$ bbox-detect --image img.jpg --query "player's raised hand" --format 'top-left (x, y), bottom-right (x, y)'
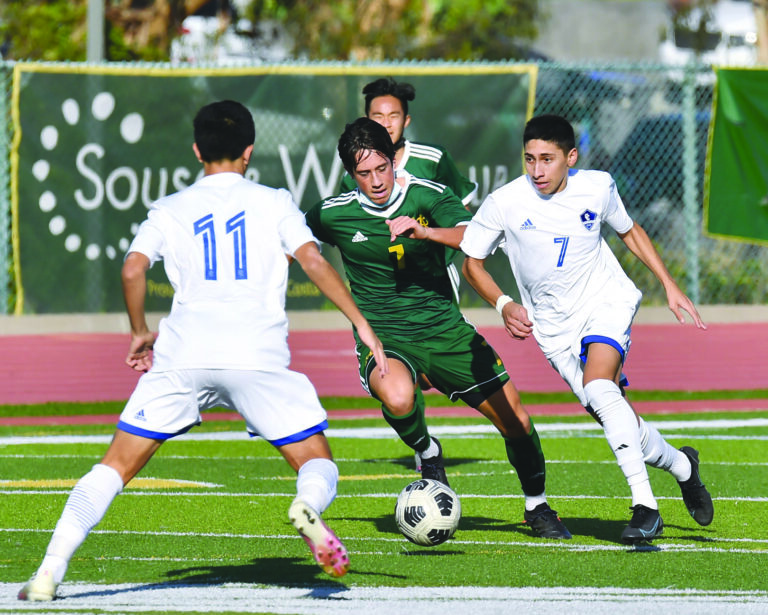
top-left (125, 330), bottom-right (156, 372)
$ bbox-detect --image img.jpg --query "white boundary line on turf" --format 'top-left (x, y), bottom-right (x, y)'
top-left (3, 527), bottom-right (768, 551)
top-left (2, 490), bottom-right (767, 503)
top-left (1, 417), bottom-right (767, 446)
top-left (3, 582), bottom-right (768, 615)
top-left (5, 454), bottom-right (768, 467)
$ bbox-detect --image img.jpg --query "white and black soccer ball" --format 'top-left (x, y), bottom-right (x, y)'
top-left (394, 478), bottom-right (461, 546)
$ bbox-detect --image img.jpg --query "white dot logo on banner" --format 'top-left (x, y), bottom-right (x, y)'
top-left (32, 93), bottom-right (146, 262)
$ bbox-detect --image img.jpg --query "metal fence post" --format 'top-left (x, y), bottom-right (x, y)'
top-left (681, 63), bottom-right (701, 304)
top-left (0, 62), bottom-right (10, 314)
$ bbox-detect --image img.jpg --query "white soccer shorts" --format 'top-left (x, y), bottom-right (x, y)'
top-left (546, 299), bottom-right (637, 406)
top-left (118, 368), bottom-right (327, 444)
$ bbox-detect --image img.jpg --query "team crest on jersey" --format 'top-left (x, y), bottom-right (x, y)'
top-left (580, 209), bottom-right (598, 230)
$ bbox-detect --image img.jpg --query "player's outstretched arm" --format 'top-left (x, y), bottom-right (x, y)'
top-left (618, 222), bottom-right (706, 329)
top-left (462, 256), bottom-right (533, 341)
top-left (386, 216), bottom-right (466, 247)
top-left (294, 241), bottom-right (389, 375)
top-left (121, 252), bottom-right (156, 372)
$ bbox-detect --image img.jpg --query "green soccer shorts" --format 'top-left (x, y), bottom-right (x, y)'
top-left (356, 321), bottom-right (509, 406)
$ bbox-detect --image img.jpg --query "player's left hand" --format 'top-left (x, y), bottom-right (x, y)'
top-left (386, 216), bottom-right (427, 242)
top-left (667, 288), bottom-right (707, 329)
top-left (125, 330), bottom-right (156, 372)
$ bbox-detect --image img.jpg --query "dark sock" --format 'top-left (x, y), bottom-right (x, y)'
top-left (381, 390), bottom-right (430, 452)
top-left (504, 422), bottom-right (546, 496)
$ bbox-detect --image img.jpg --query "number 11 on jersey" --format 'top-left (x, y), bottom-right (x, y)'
top-left (194, 211), bottom-right (249, 280)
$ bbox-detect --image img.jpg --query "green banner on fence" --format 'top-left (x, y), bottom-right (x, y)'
top-left (12, 64), bottom-right (534, 314)
top-left (705, 68), bottom-right (768, 245)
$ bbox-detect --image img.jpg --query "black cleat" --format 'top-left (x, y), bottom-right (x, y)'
top-left (678, 446), bottom-right (714, 526)
top-left (415, 437), bottom-right (449, 487)
top-left (523, 503), bottom-right (573, 539)
top-left (621, 504), bottom-right (664, 544)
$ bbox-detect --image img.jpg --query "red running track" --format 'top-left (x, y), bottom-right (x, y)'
top-left (0, 323), bottom-right (766, 407)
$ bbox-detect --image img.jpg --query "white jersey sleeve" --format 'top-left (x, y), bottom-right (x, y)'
top-left (460, 192), bottom-right (506, 259)
top-left (603, 176), bottom-right (634, 235)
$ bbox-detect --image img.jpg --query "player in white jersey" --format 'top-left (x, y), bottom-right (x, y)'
top-left (460, 114), bottom-right (714, 544)
top-left (18, 101), bottom-right (388, 601)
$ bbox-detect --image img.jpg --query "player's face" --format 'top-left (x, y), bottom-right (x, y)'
top-left (352, 149), bottom-right (396, 205)
top-left (368, 95), bottom-right (411, 146)
top-left (524, 139), bottom-right (578, 195)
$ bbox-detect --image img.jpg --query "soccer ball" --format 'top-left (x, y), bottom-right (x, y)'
top-left (394, 478), bottom-right (461, 546)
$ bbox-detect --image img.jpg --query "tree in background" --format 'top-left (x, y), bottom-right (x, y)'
top-left (247, 0), bottom-right (540, 61)
top-left (0, 0), bottom-right (218, 61)
top-left (0, 0), bottom-right (540, 62)
top-left (0, 1), bottom-right (88, 61)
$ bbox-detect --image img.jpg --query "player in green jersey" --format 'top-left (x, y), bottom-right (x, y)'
top-left (306, 117), bottom-right (572, 540)
top-left (338, 77), bottom-right (477, 206)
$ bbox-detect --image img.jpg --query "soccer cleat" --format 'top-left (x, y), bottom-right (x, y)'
top-left (677, 446), bottom-right (714, 526)
top-left (414, 437), bottom-right (449, 487)
top-left (523, 503), bottom-right (573, 539)
top-left (18, 569), bottom-right (57, 601)
top-left (621, 504), bottom-right (664, 544)
top-left (288, 499), bottom-right (349, 578)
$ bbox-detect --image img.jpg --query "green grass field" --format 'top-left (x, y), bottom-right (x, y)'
top-left (1, 399), bottom-right (767, 614)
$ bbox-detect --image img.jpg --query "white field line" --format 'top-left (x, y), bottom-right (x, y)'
top-left (3, 454), bottom-right (768, 468)
top-left (2, 582), bottom-right (768, 615)
top-left (1, 417), bottom-right (768, 446)
top-left (2, 526), bottom-right (768, 549)
top-left (2, 489), bottom-right (767, 504)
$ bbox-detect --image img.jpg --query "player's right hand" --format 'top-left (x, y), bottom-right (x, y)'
top-left (357, 323), bottom-right (389, 377)
top-left (501, 302), bottom-right (533, 340)
top-left (125, 331), bottom-right (156, 372)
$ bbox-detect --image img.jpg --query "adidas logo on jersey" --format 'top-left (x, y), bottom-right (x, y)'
top-left (520, 218), bottom-right (536, 230)
top-left (134, 409), bottom-right (147, 421)
top-left (351, 231), bottom-right (368, 243)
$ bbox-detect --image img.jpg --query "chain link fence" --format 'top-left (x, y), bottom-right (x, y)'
top-left (533, 61), bottom-right (767, 306)
top-left (0, 60), bottom-right (765, 313)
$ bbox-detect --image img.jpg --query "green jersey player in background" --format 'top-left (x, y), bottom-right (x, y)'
top-left (461, 114), bottom-right (713, 544)
top-left (306, 117), bottom-right (572, 540)
top-left (338, 77), bottom-right (477, 207)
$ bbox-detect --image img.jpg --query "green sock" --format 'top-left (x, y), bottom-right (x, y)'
top-left (381, 389), bottom-right (430, 453)
top-left (504, 422), bottom-right (546, 496)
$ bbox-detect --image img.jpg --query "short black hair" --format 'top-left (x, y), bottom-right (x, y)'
top-left (338, 117), bottom-right (395, 175)
top-left (523, 114), bottom-right (576, 154)
top-left (362, 78), bottom-right (416, 116)
top-left (193, 100), bottom-right (255, 163)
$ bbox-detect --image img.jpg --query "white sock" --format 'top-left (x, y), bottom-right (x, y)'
top-left (39, 463), bottom-right (124, 583)
top-left (524, 492), bottom-right (548, 512)
top-left (295, 458), bottom-right (338, 514)
top-left (584, 380), bottom-right (657, 510)
top-left (638, 417), bottom-right (692, 481)
top-left (420, 438), bottom-right (439, 459)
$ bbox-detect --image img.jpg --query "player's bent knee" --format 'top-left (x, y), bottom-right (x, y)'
top-left (583, 379), bottom-right (624, 422)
